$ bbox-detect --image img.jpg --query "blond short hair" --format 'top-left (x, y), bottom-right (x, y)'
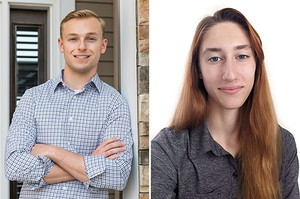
top-left (60, 9), bottom-right (106, 39)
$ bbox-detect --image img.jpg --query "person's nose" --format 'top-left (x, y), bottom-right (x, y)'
top-left (78, 39), bottom-right (87, 51)
top-left (222, 59), bottom-right (237, 81)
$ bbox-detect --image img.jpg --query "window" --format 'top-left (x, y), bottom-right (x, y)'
top-left (15, 28), bottom-right (40, 104)
top-left (10, 8), bottom-right (47, 199)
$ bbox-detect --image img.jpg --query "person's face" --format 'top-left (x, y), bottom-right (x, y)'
top-left (199, 22), bottom-right (256, 111)
top-left (58, 17), bottom-right (107, 75)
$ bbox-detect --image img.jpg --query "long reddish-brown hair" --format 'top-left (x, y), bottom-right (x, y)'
top-left (169, 8), bottom-right (282, 199)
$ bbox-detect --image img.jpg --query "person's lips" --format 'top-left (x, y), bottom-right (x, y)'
top-left (219, 86), bottom-right (243, 94)
top-left (74, 55), bottom-right (90, 59)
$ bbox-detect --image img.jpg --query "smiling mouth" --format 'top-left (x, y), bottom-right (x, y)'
top-left (74, 55), bottom-right (90, 58)
top-left (219, 86), bottom-right (243, 94)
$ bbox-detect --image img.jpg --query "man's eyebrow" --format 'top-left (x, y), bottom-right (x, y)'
top-left (65, 33), bottom-right (78, 37)
top-left (86, 32), bottom-right (99, 36)
top-left (65, 32), bottom-right (99, 37)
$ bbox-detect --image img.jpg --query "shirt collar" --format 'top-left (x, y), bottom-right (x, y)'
top-left (52, 70), bottom-right (64, 93)
top-left (89, 72), bottom-right (102, 92)
top-left (52, 70), bottom-right (102, 93)
top-left (188, 122), bottom-right (229, 159)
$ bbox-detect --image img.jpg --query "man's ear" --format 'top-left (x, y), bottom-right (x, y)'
top-left (101, 39), bottom-right (108, 54)
top-left (58, 38), bottom-right (64, 53)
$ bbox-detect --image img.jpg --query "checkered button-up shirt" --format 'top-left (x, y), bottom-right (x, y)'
top-left (5, 71), bottom-right (133, 199)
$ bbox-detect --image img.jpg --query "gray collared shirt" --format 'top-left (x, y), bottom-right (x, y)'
top-left (151, 123), bottom-right (299, 199)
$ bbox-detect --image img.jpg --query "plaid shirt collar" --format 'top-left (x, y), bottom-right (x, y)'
top-left (52, 70), bottom-right (102, 94)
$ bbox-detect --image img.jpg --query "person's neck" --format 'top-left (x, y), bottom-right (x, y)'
top-left (63, 67), bottom-right (96, 90)
top-left (206, 103), bottom-right (241, 157)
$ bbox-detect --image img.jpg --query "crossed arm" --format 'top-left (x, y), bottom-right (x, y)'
top-left (5, 88), bottom-right (133, 190)
top-left (30, 137), bottom-right (125, 184)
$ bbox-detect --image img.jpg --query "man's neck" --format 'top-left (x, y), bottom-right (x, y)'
top-left (62, 67), bottom-right (96, 90)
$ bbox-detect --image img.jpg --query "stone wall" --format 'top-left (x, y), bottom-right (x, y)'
top-left (137, 0), bottom-right (149, 199)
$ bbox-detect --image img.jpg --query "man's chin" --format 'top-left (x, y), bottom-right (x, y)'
top-left (66, 65), bottom-right (97, 75)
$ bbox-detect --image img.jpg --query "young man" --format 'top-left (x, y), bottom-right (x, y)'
top-left (5, 9), bottom-right (133, 199)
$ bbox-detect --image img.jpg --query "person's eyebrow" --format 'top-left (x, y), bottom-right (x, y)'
top-left (234, 44), bottom-right (252, 50)
top-left (86, 32), bottom-right (99, 36)
top-left (65, 32), bottom-right (99, 37)
top-left (65, 33), bottom-right (78, 37)
top-left (202, 45), bottom-right (252, 55)
top-left (202, 47), bottom-right (222, 55)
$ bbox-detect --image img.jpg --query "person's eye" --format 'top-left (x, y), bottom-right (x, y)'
top-left (208, 57), bottom-right (222, 62)
top-left (69, 38), bottom-right (77, 42)
top-left (88, 37), bottom-right (96, 41)
top-left (237, 54), bottom-right (249, 60)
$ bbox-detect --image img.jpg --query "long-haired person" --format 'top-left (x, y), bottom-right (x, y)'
top-left (151, 8), bottom-right (299, 199)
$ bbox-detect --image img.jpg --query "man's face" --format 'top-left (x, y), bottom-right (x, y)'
top-left (58, 17), bottom-right (107, 75)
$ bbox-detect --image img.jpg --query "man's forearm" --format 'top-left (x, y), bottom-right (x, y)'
top-left (44, 164), bottom-right (76, 184)
top-left (30, 138), bottom-right (126, 184)
top-left (46, 145), bottom-right (88, 182)
top-left (31, 144), bottom-right (88, 182)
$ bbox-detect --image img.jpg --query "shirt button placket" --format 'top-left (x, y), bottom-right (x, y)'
top-left (66, 95), bottom-right (74, 152)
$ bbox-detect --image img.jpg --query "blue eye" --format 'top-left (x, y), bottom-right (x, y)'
top-left (208, 57), bottom-right (221, 62)
top-left (237, 55), bottom-right (248, 59)
top-left (88, 38), bottom-right (95, 41)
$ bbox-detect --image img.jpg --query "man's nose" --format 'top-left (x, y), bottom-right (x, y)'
top-left (78, 39), bottom-right (87, 51)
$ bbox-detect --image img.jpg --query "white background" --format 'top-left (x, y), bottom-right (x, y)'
top-left (150, 0), bottom-right (300, 161)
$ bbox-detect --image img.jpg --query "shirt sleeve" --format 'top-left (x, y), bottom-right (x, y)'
top-left (280, 128), bottom-right (299, 199)
top-left (5, 89), bottom-right (55, 190)
top-left (83, 97), bottom-right (133, 192)
top-left (151, 129), bottom-right (178, 199)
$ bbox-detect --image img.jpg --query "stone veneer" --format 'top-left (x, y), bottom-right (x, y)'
top-left (137, 0), bottom-right (149, 199)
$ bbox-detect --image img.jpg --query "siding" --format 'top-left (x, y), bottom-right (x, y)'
top-left (76, 0), bottom-right (116, 89)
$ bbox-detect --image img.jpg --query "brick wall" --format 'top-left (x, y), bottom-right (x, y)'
top-left (137, 0), bottom-right (149, 198)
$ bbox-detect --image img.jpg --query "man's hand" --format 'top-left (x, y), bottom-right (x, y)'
top-left (30, 144), bottom-right (51, 158)
top-left (91, 137), bottom-right (126, 159)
